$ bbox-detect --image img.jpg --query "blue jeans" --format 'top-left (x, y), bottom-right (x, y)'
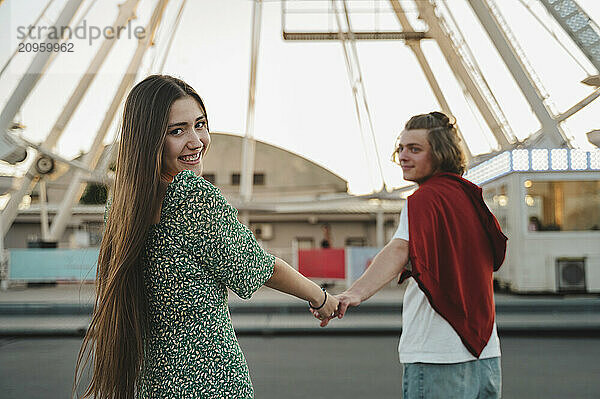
top-left (402, 357), bottom-right (501, 399)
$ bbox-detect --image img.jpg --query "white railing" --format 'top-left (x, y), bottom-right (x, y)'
top-left (465, 148), bottom-right (600, 184)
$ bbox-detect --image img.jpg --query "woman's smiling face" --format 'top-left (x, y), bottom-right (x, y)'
top-left (161, 96), bottom-right (210, 180)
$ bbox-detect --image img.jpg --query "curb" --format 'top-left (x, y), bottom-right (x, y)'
top-left (3, 325), bottom-right (600, 337)
top-left (1, 297), bottom-right (600, 315)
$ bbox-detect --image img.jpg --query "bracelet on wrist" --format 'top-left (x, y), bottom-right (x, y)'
top-left (309, 288), bottom-right (327, 310)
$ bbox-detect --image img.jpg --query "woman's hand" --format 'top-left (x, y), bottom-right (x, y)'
top-left (310, 292), bottom-right (339, 327)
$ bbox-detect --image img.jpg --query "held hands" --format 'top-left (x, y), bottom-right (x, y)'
top-left (309, 290), bottom-right (339, 325)
top-left (310, 290), bottom-right (362, 327)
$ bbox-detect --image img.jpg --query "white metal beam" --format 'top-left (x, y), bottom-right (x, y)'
top-left (332, 0), bottom-right (386, 192)
top-left (0, 0), bottom-right (84, 163)
top-left (538, 0), bottom-right (600, 73)
top-left (556, 87), bottom-right (600, 122)
top-left (39, 179), bottom-right (50, 241)
top-left (527, 86), bottom-right (600, 145)
top-left (415, 0), bottom-right (514, 149)
top-left (0, 0), bottom-right (140, 239)
top-left (466, 0), bottom-right (570, 148)
top-left (0, 0), bottom-right (57, 78)
top-left (47, 0), bottom-right (170, 242)
top-left (240, 0), bottom-right (263, 204)
top-left (388, 0), bottom-right (474, 160)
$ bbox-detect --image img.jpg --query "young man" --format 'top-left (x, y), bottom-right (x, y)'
top-left (321, 112), bottom-right (507, 398)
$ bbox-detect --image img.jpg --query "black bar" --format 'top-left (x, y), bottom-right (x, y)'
top-left (282, 31), bottom-right (429, 41)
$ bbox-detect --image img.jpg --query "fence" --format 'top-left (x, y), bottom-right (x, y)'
top-left (3, 246), bottom-right (384, 288)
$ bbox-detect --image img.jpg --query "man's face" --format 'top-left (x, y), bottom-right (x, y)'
top-left (395, 129), bottom-right (438, 184)
top-left (161, 96), bottom-right (210, 180)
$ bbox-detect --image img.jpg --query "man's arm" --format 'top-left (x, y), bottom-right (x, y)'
top-left (318, 238), bottom-right (409, 326)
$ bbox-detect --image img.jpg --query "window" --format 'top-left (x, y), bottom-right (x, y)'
top-left (231, 173), bottom-right (265, 186)
top-left (483, 184), bottom-right (509, 232)
top-left (525, 180), bottom-right (600, 231)
top-left (345, 237), bottom-right (366, 247)
top-left (253, 173), bottom-right (265, 185)
top-left (295, 237), bottom-right (314, 249)
top-left (203, 173), bottom-right (215, 184)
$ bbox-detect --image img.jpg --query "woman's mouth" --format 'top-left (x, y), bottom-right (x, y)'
top-left (178, 152), bottom-right (201, 164)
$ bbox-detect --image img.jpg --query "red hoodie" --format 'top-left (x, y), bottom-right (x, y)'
top-left (399, 172), bottom-right (507, 357)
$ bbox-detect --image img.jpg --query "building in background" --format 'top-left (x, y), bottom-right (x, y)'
top-left (2, 132), bottom-right (404, 265)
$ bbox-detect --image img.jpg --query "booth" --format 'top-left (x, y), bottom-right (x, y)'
top-left (465, 149), bottom-right (600, 293)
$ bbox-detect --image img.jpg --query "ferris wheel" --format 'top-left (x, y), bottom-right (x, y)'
top-left (0, 0), bottom-right (599, 245)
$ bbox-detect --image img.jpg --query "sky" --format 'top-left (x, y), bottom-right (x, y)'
top-left (0, 0), bottom-right (599, 194)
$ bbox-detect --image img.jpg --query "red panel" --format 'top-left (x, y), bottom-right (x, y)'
top-left (298, 248), bottom-right (345, 279)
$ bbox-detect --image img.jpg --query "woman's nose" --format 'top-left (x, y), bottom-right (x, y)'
top-left (188, 130), bottom-right (203, 146)
top-left (190, 130), bottom-right (210, 151)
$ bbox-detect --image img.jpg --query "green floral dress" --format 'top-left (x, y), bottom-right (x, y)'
top-left (136, 170), bottom-right (275, 398)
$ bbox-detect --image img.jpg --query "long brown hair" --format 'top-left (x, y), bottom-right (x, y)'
top-left (393, 111), bottom-right (466, 175)
top-left (73, 75), bottom-right (208, 398)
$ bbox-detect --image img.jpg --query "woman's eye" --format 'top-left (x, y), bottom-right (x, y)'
top-left (411, 148), bottom-right (419, 153)
top-left (169, 128), bottom-right (183, 135)
top-left (195, 121), bottom-right (206, 129)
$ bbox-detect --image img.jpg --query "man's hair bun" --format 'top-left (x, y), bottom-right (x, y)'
top-left (428, 111), bottom-right (454, 129)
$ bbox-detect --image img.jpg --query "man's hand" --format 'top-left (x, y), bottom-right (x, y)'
top-left (311, 291), bottom-right (362, 327)
top-left (335, 291), bottom-right (362, 319)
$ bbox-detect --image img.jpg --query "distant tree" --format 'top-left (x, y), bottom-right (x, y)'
top-left (80, 183), bottom-right (108, 204)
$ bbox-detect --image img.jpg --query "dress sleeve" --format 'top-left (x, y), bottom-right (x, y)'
top-left (180, 172), bottom-right (275, 299)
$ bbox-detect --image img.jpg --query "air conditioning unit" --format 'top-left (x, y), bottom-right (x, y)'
top-left (251, 223), bottom-right (273, 240)
top-left (556, 257), bottom-right (586, 292)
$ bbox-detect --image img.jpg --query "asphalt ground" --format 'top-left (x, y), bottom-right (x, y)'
top-left (1, 335), bottom-right (599, 399)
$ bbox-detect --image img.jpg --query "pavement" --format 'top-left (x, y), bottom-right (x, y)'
top-left (1, 282), bottom-right (599, 336)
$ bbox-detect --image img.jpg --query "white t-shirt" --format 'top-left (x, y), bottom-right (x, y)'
top-left (393, 202), bottom-right (501, 364)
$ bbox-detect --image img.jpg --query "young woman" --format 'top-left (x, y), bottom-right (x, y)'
top-left (73, 75), bottom-right (338, 399)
